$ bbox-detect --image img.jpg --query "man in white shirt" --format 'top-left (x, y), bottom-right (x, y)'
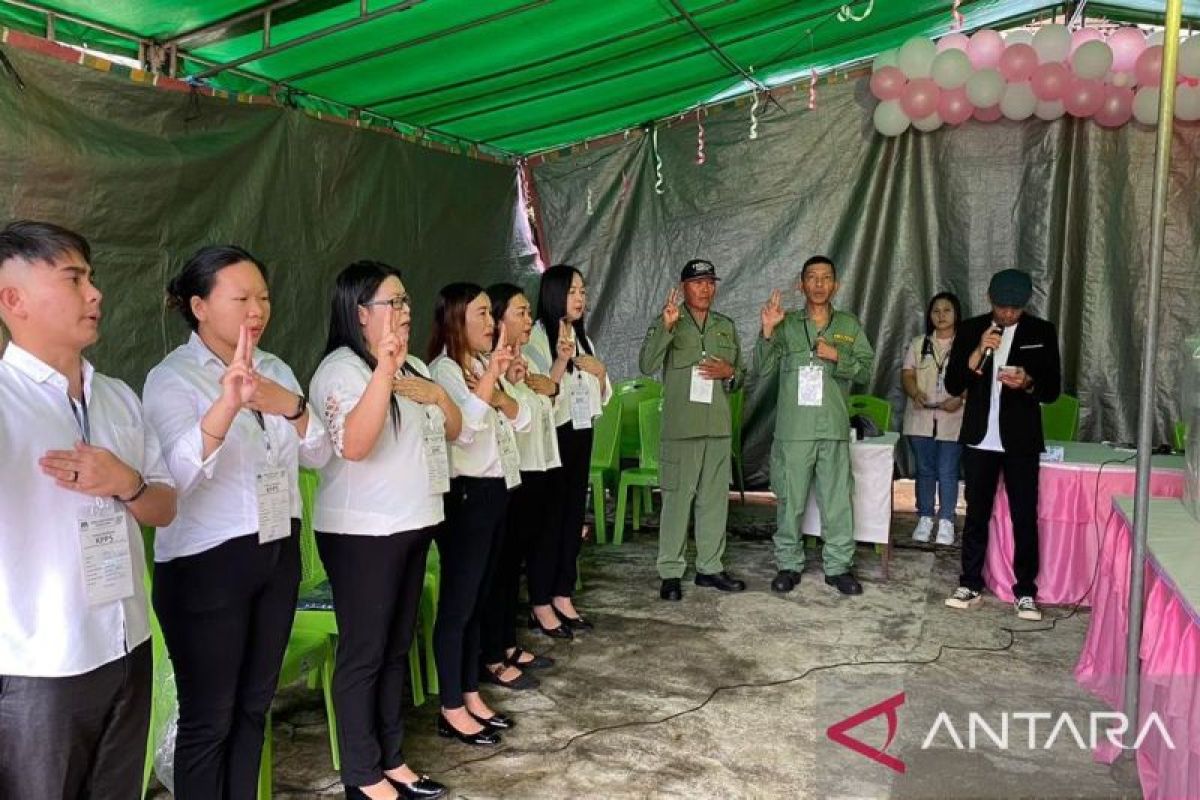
top-left (0, 221), bottom-right (177, 798)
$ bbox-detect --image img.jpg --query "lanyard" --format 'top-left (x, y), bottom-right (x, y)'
top-left (802, 315), bottom-right (832, 353)
top-left (922, 336), bottom-right (950, 373)
top-left (67, 388), bottom-right (91, 444)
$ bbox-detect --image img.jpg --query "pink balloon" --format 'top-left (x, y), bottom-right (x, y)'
top-left (1094, 85), bottom-right (1135, 126)
top-left (967, 29), bottom-right (1006, 69)
top-left (1063, 77), bottom-right (1106, 117)
top-left (1000, 43), bottom-right (1040, 82)
top-left (1070, 28), bottom-right (1103, 54)
top-left (1108, 27), bottom-right (1147, 73)
top-left (938, 86), bottom-right (974, 124)
top-left (1135, 45), bottom-right (1164, 88)
top-left (1031, 62), bottom-right (1071, 101)
top-left (901, 78), bottom-right (941, 119)
top-left (938, 33), bottom-right (970, 52)
top-left (974, 104), bottom-right (1002, 122)
top-left (870, 66), bottom-right (907, 100)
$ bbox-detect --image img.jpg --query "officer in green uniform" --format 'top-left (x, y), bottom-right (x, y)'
top-left (756, 255), bottom-right (874, 596)
top-left (639, 259), bottom-right (746, 601)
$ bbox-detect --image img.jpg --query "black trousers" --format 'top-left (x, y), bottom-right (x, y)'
top-left (527, 424), bottom-right (592, 604)
top-left (434, 477), bottom-right (508, 709)
top-left (481, 469), bottom-right (557, 665)
top-left (316, 526), bottom-right (434, 788)
top-left (153, 523), bottom-right (301, 800)
top-left (0, 641), bottom-right (151, 800)
top-left (960, 449), bottom-right (1041, 598)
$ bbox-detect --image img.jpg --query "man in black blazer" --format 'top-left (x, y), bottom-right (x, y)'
top-left (942, 269), bottom-right (1061, 621)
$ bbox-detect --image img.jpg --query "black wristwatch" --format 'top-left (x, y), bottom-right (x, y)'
top-left (283, 394), bottom-right (308, 421)
top-left (116, 473), bottom-right (148, 504)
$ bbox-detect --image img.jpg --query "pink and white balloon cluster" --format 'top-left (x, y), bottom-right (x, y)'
top-left (870, 24), bottom-right (1200, 136)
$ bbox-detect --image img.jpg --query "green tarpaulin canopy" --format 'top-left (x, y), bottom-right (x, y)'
top-left (1, 0), bottom-right (1197, 155)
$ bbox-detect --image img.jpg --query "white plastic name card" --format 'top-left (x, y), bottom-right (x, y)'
top-left (1040, 446), bottom-right (1065, 462)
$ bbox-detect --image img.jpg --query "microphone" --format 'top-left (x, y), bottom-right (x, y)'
top-left (974, 325), bottom-right (1003, 375)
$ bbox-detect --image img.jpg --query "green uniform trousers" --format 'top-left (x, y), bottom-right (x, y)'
top-left (770, 438), bottom-right (856, 575)
top-left (657, 436), bottom-right (731, 579)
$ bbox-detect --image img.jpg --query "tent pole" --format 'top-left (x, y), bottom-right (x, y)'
top-left (1123, 0), bottom-right (1182, 733)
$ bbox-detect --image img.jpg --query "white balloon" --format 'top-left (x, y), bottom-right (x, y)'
top-left (1147, 30), bottom-right (1165, 48)
top-left (1107, 71), bottom-right (1134, 88)
top-left (965, 68), bottom-right (1004, 107)
top-left (1004, 29), bottom-right (1035, 46)
top-left (1179, 36), bottom-right (1200, 79)
top-left (1033, 23), bottom-right (1072, 63)
top-left (873, 99), bottom-right (912, 136)
top-left (913, 112), bottom-right (944, 132)
top-left (1034, 99), bottom-right (1066, 120)
top-left (897, 36), bottom-right (937, 79)
top-left (1073, 40), bottom-right (1114, 80)
top-left (1133, 86), bottom-right (1160, 125)
top-left (873, 48), bottom-right (898, 73)
top-left (1000, 82), bottom-right (1038, 120)
top-left (931, 48), bottom-right (972, 89)
top-left (1176, 85), bottom-right (1200, 122)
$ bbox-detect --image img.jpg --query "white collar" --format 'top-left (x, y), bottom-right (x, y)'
top-left (2, 341), bottom-right (95, 395)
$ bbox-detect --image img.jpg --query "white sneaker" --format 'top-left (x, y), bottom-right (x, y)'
top-left (945, 586), bottom-right (982, 609)
top-left (1015, 596), bottom-right (1043, 621)
top-left (935, 519), bottom-right (955, 546)
top-left (913, 516), bottom-right (934, 543)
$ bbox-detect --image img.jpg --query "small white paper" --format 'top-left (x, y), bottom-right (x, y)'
top-left (797, 365), bottom-right (824, 407)
top-left (497, 417), bottom-right (523, 489)
top-left (77, 502), bottom-right (134, 606)
top-left (1040, 446), bottom-right (1065, 463)
top-left (256, 467), bottom-right (292, 544)
top-left (423, 408), bottom-right (451, 495)
top-left (689, 365), bottom-right (714, 404)
top-left (569, 372), bottom-right (593, 430)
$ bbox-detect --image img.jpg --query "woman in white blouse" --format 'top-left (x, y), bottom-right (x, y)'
top-left (144, 245), bottom-right (331, 800)
top-left (524, 265), bottom-right (611, 636)
top-left (309, 262), bottom-right (459, 800)
top-left (478, 283), bottom-right (561, 691)
top-left (428, 282), bottom-right (530, 746)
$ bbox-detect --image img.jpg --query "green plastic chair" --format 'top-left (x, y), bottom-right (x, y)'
top-left (588, 399), bottom-right (622, 544)
top-left (848, 394), bottom-right (892, 432)
top-left (614, 378), bottom-right (663, 462)
top-left (1041, 393), bottom-right (1080, 442)
top-left (729, 387), bottom-right (746, 503)
top-left (613, 398), bottom-right (663, 545)
top-left (1174, 421), bottom-right (1187, 452)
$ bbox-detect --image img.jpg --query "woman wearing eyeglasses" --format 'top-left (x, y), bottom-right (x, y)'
top-left (428, 282), bottom-right (530, 746)
top-left (309, 262), bottom-right (460, 800)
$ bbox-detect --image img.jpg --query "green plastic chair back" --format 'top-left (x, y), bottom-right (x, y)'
top-left (638, 398), bottom-right (663, 471)
top-left (848, 394), bottom-right (892, 432)
top-left (1041, 393), bottom-right (1080, 442)
top-left (589, 397), bottom-right (622, 477)
top-left (729, 387), bottom-right (746, 497)
top-left (298, 468), bottom-right (325, 591)
top-left (615, 378), bottom-right (662, 461)
top-left (1174, 421), bottom-right (1188, 452)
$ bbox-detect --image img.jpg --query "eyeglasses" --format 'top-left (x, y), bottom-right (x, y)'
top-left (361, 295), bottom-right (410, 310)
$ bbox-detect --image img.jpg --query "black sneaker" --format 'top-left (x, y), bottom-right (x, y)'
top-left (660, 578), bottom-right (682, 601)
top-left (824, 572), bottom-right (863, 595)
top-left (694, 571), bottom-right (746, 592)
top-left (771, 569), bottom-right (801, 593)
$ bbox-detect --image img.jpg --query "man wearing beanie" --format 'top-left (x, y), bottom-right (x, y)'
top-left (943, 268), bottom-right (1061, 621)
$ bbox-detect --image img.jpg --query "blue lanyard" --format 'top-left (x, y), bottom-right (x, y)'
top-left (67, 389), bottom-right (91, 444)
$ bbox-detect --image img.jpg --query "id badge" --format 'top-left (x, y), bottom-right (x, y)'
top-left (690, 364), bottom-right (714, 404)
top-left (797, 365), bottom-right (824, 407)
top-left (77, 500), bottom-right (134, 606)
top-left (497, 417), bottom-right (522, 489)
top-left (423, 408), bottom-right (451, 495)
top-left (256, 467), bottom-right (291, 544)
top-left (569, 372), bottom-right (593, 430)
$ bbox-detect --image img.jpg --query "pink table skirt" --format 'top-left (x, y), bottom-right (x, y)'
top-left (1074, 504), bottom-right (1200, 800)
top-left (983, 466), bottom-right (1184, 605)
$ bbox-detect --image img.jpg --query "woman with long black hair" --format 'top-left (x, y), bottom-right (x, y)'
top-left (145, 245), bottom-right (331, 799)
top-left (524, 264), bottom-right (611, 637)
top-left (309, 261), bottom-right (460, 800)
top-left (428, 283), bottom-right (530, 745)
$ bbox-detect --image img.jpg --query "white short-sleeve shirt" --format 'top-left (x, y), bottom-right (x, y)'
top-left (429, 352), bottom-right (532, 479)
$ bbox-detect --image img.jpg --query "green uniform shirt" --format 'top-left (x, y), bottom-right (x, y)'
top-left (638, 308), bottom-right (745, 441)
top-left (754, 308), bottom-right (874, 441)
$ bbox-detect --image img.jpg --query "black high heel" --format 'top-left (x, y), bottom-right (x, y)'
top-left (470, 709), bottom-right (515, 730)
top-left (386, 774), bottom-right (448, 799)
top-left (437, 712), bottom-right (501, 746)
top-left (553, 606), bottom-right (594, 631)
top-left (527, 611), bottom-right (573, 639)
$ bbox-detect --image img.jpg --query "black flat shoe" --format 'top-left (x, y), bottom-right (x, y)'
top-left (771, 570), bottom-right (801, 593)
top-left (825, 572), bottom-right (863, 596)
top-left (506, 648), bottom-right (554, 670)
top-left (553, 607), bottom-right (594, 631)
top-left (437, 713), bottom-right (501, 746)
top-left (386, 775), bottom-right (448, 800)
top-left (660, 578), bottom-right (682, 601)
top-left (527, 612), bottom-right (573, 639)
top-left (470, 710), bottom-right (515, 730)
top-left (694, 571), bottom-right (747, 592)
top-left (480, 664), bottom-right (539, 690)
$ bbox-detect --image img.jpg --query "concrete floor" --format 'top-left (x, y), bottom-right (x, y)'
top-left (151, 486), bottom-right (1144, 799)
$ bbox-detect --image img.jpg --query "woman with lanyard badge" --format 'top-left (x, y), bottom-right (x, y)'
top-left (479, 283), bottom-right (560, 691)
top-left (524, 264), bottom-right (611, 637)
top-left (901, 291), bottom-right (965, 546)
top-left (428, 282), bottom-right (531, 745)
top-left (309, 262), bottom-right (459, 800)
top-left (144, 245), bottom-right (331, 799)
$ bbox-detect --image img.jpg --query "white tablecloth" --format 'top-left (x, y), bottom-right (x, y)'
top-left (798, 432), bottom-right (898, 545)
